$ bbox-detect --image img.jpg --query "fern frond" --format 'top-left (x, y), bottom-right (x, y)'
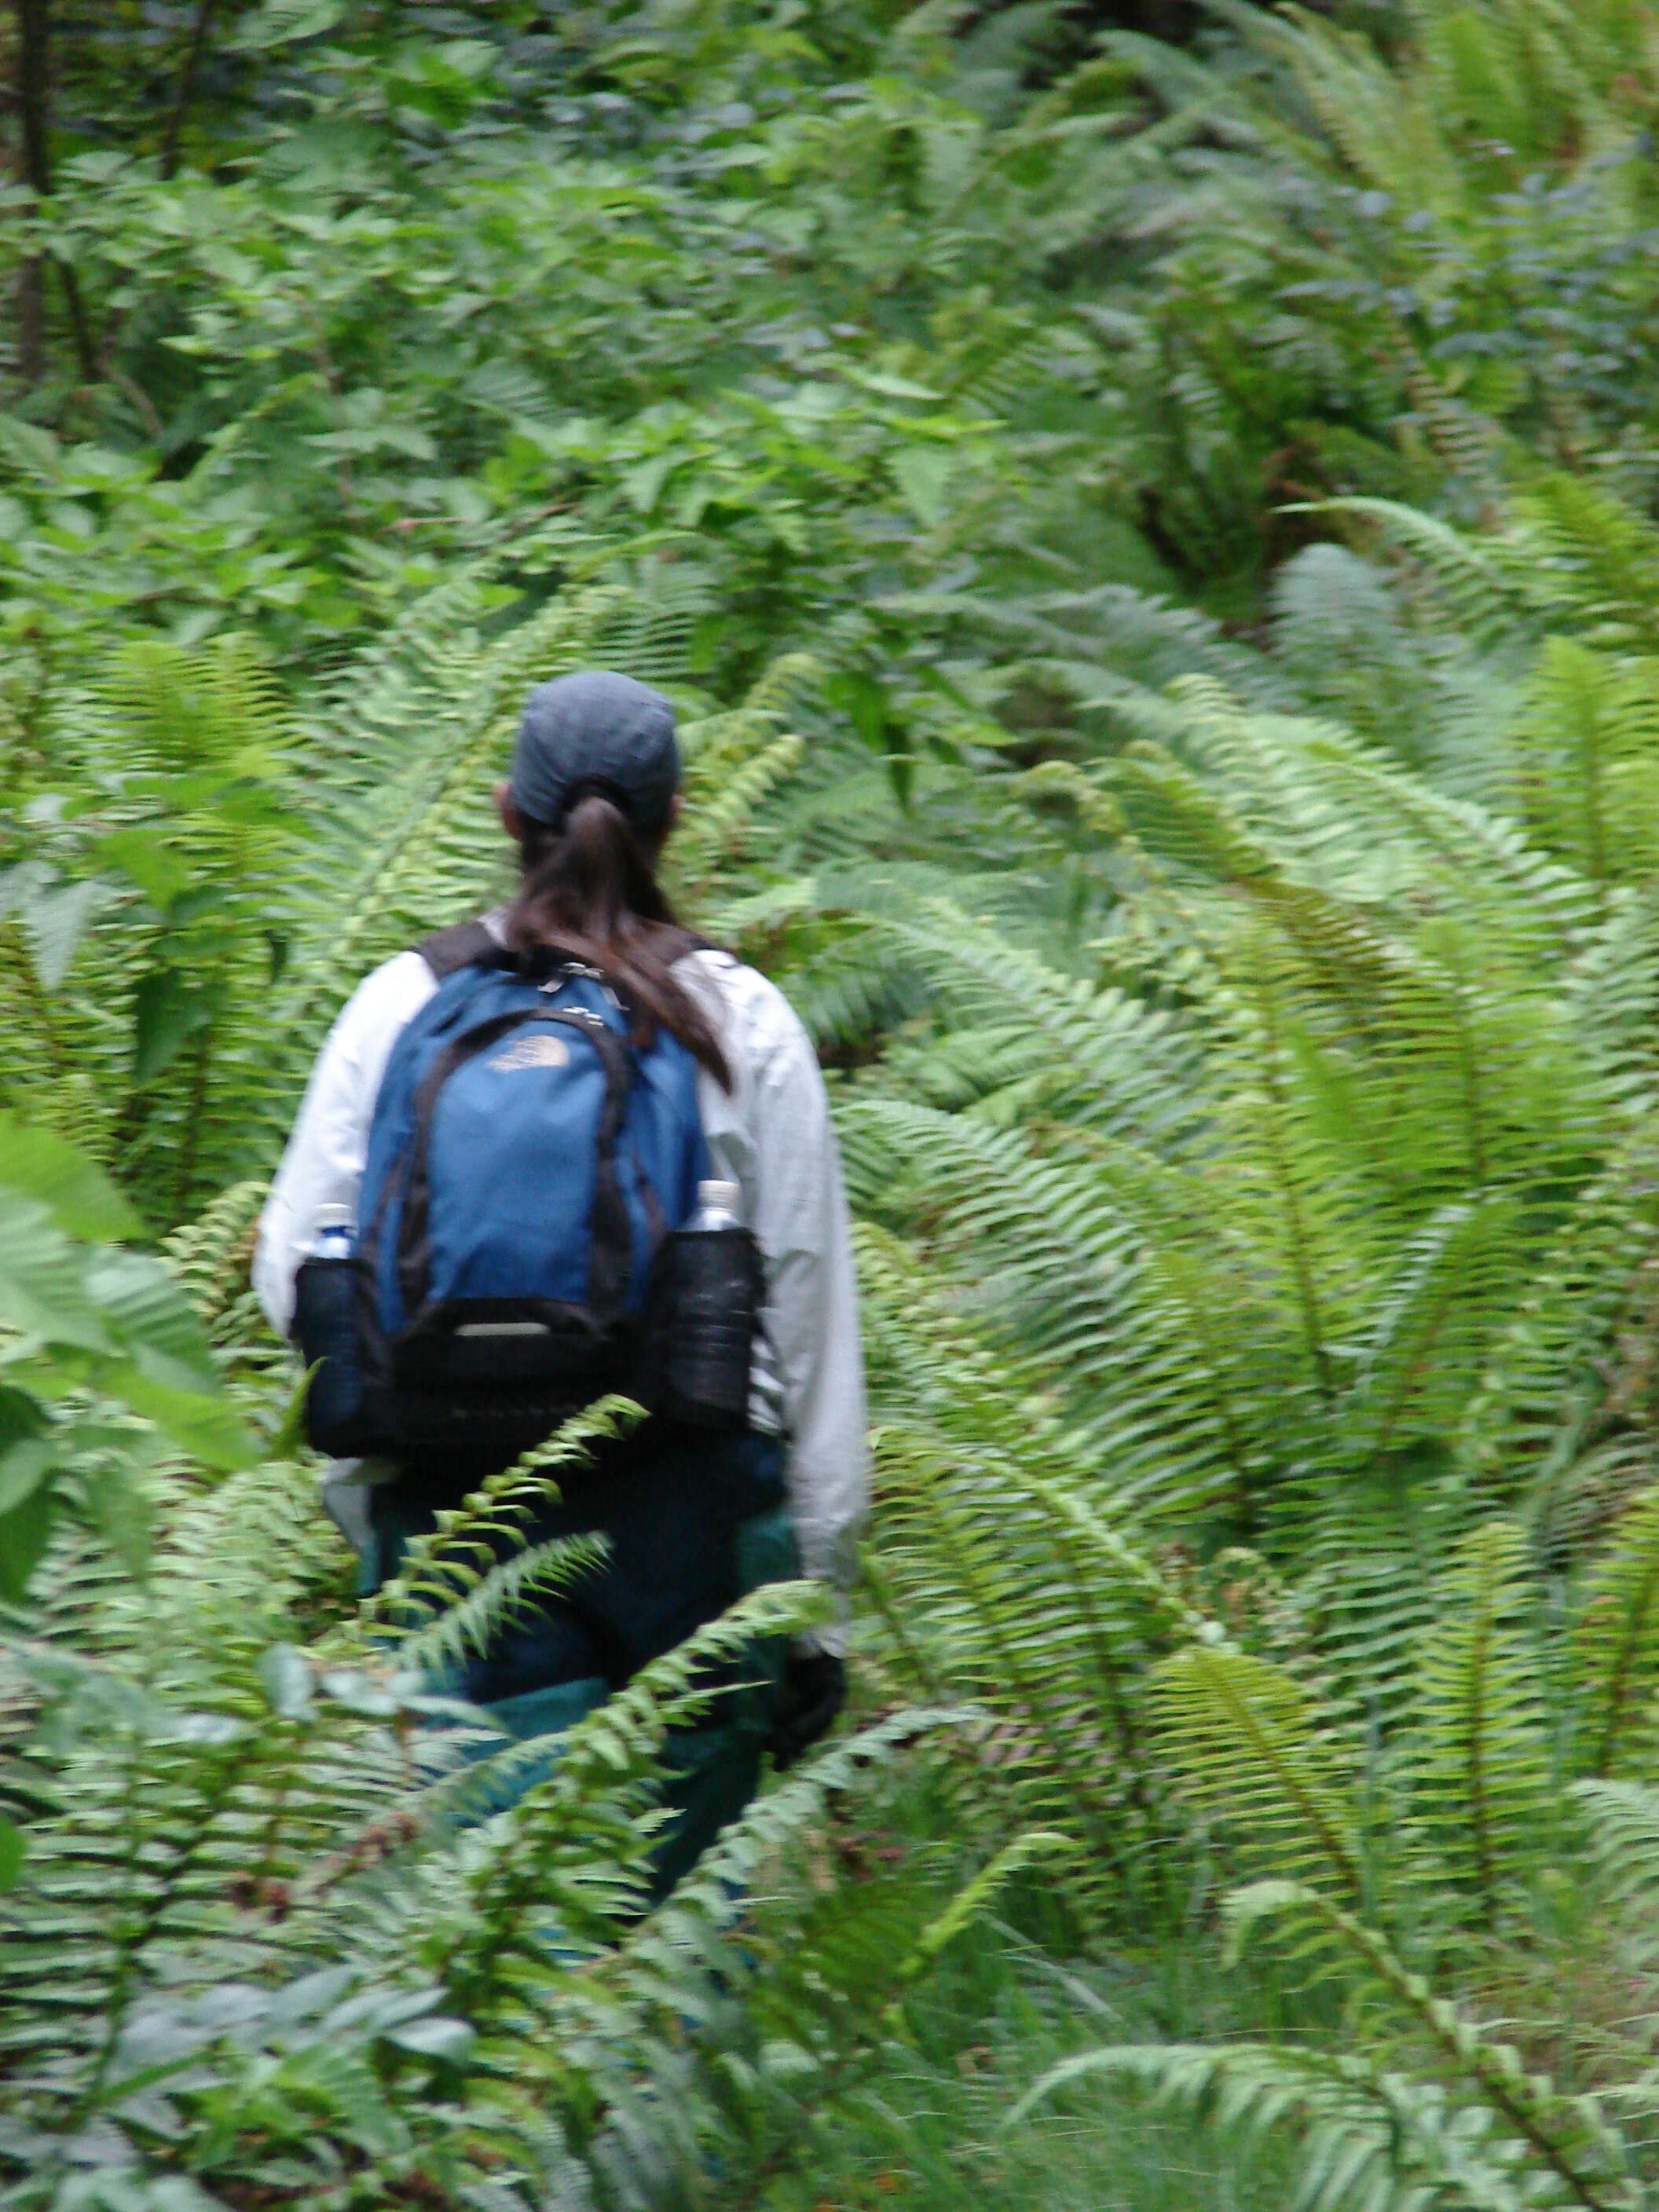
top-left (1222, 1879), bottom-right (1637, 2210)
top-left (359, 1397), bottom-right (642, 1643)
top-left (1012, 2036), bottom-right (1564, 2212)
top-left (1147, 1644), bottom-right (1364, 1897)
top-left (394, 1530), bottom-right (612, 1682)
top-left (1574, 1489), bottom-right (1659, 1779)
top-left (1401, 1520), bottom-right (1552, 1925)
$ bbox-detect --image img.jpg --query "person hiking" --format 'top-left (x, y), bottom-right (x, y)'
top-left (253, 669), bottom-right (868, 1894)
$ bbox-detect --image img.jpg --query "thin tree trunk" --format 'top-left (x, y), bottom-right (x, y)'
top-left (16, 0), bottom-right (50, 196)
top-left (13, 0), bottom-right (97, 381)
top-left (159, 0), bottom-right (217, 180)
top-left (6, 8), bottom-right (46, 383)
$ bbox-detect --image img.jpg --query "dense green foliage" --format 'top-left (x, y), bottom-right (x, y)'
top-left (9, 2), bottom-right (1659, 2206)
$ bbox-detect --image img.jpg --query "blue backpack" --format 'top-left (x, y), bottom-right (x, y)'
top-left (300, 922), bottom-right (720, 1478)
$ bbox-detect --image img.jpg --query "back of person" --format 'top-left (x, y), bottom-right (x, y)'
top-left (254, 670), bottom-right (868, 1893)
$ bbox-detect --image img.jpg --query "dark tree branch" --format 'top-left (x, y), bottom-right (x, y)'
top-left (159, 0), bottom-right (218, 181)
top-left (51, 251), bottom-right (96, 382)
top-left (15, 259), bottom-right (45, 383)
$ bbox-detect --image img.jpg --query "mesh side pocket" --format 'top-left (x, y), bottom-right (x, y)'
top-left (643, 1227), bottom-right (761, 1429)
top-left (292, 1255), bottom-right (380, 1456)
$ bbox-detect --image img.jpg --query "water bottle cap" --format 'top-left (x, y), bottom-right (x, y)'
top-left (317, 1202), bottom-right (353, 1230)
top-left (697, 1179), bottom-right (741, 1215)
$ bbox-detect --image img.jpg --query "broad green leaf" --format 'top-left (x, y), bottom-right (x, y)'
top-left (892, 446), bottom-right (954, 528)
top-left (0, 1197), bottom-right (110, 1352)
top-left (826, 670), bottom-right (891, 749)
top-left (0, 1119), bottom-right (143, 1243)
top-left (105, 1359), bottom-right (257, 1473)
top-left (87, 1251), bottom-right (217, 1375)
top-left (168, 885), bottom-right (235, 925)
top-left (386, 2014), bottom-right (475, 2061)
top-left (0, 1438), bottom-right (55, 1515)
top-left (848, 368), bottom-right (943, 400)
top-left (227, 0), bottom-right (348, 53)
top-left (24, 877), bottom-right (102, 990)
top-left (0, 1479), bottom-right (54, 1603)
top-left (0, 1385), bottom-right (46, 1450)
top-left (272, 1366), bottom-right (317, 1459)
top-left (0, 858), bottom-right (51, 922)
top-left (0, 1818), bottom-right (22, 1892)
top-left (621, 454), bottom-right (676, 515)
top-left (95, 829), bottom-right (196, 909)
top-left (131, 969), bottom-right (214, 1087)
top-left (259, 1643), bottom-right (316, 1718)
top-left (82, 1461), bottom-right (153, 1582)
top-left (135, 2176), bottom-right (231, 2212)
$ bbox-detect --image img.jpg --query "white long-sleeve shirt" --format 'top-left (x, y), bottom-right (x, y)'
top-left (253, 939), bottom-right (870, 1618)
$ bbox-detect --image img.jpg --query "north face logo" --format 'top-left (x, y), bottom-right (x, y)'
top-left (489, 1035), bottom-right (572, 1073)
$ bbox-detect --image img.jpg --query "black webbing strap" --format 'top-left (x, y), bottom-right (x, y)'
top-left (419, 920), bottom-right (511, 980)
top-left (581, 1019), bottom-right (638, 1323)
top-left (657, 925), bottom-right (720, 962)
top-left (418, 917), bottom-right (723, 983)
top-left (395, 1005), bottom-right (639, 1330)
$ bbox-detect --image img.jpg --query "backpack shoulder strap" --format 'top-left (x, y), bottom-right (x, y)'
top-left (657, 925), bottom-right (721, 963)
top-left (417, 920), bottom-right (513, 980)
top-left (418, 921), bottom-right (723, 988)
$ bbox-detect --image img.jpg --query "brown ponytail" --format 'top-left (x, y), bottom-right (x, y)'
top-left (503, 795), bottom-right (731, 1089)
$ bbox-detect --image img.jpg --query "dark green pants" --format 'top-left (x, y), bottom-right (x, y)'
top-left (369, 1427), bottom-right (796, 1900)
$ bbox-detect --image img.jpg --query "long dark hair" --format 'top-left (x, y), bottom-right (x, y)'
top-left (503, 794), bottom-right (731, 1088)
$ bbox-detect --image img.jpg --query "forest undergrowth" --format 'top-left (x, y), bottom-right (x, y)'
top-left (8, 2), bottom-right (1659, 2207)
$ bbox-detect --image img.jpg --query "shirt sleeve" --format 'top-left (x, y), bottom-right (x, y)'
top-left (746, 991), bottom-right (871, 1634)
top-left (252, 952), bottom-right (438, 1338)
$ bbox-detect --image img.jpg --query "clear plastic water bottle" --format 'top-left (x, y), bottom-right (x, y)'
top-left (665, 1179), bottom-right (757, 1426)
top-left (686, 1179), bottom-right (742, 1236)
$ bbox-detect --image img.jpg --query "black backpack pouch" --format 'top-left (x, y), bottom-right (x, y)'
top-left (292, 1253), bottom-right (385, 1457)
top-left (640, 1225), bottom-right (764, 1430)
